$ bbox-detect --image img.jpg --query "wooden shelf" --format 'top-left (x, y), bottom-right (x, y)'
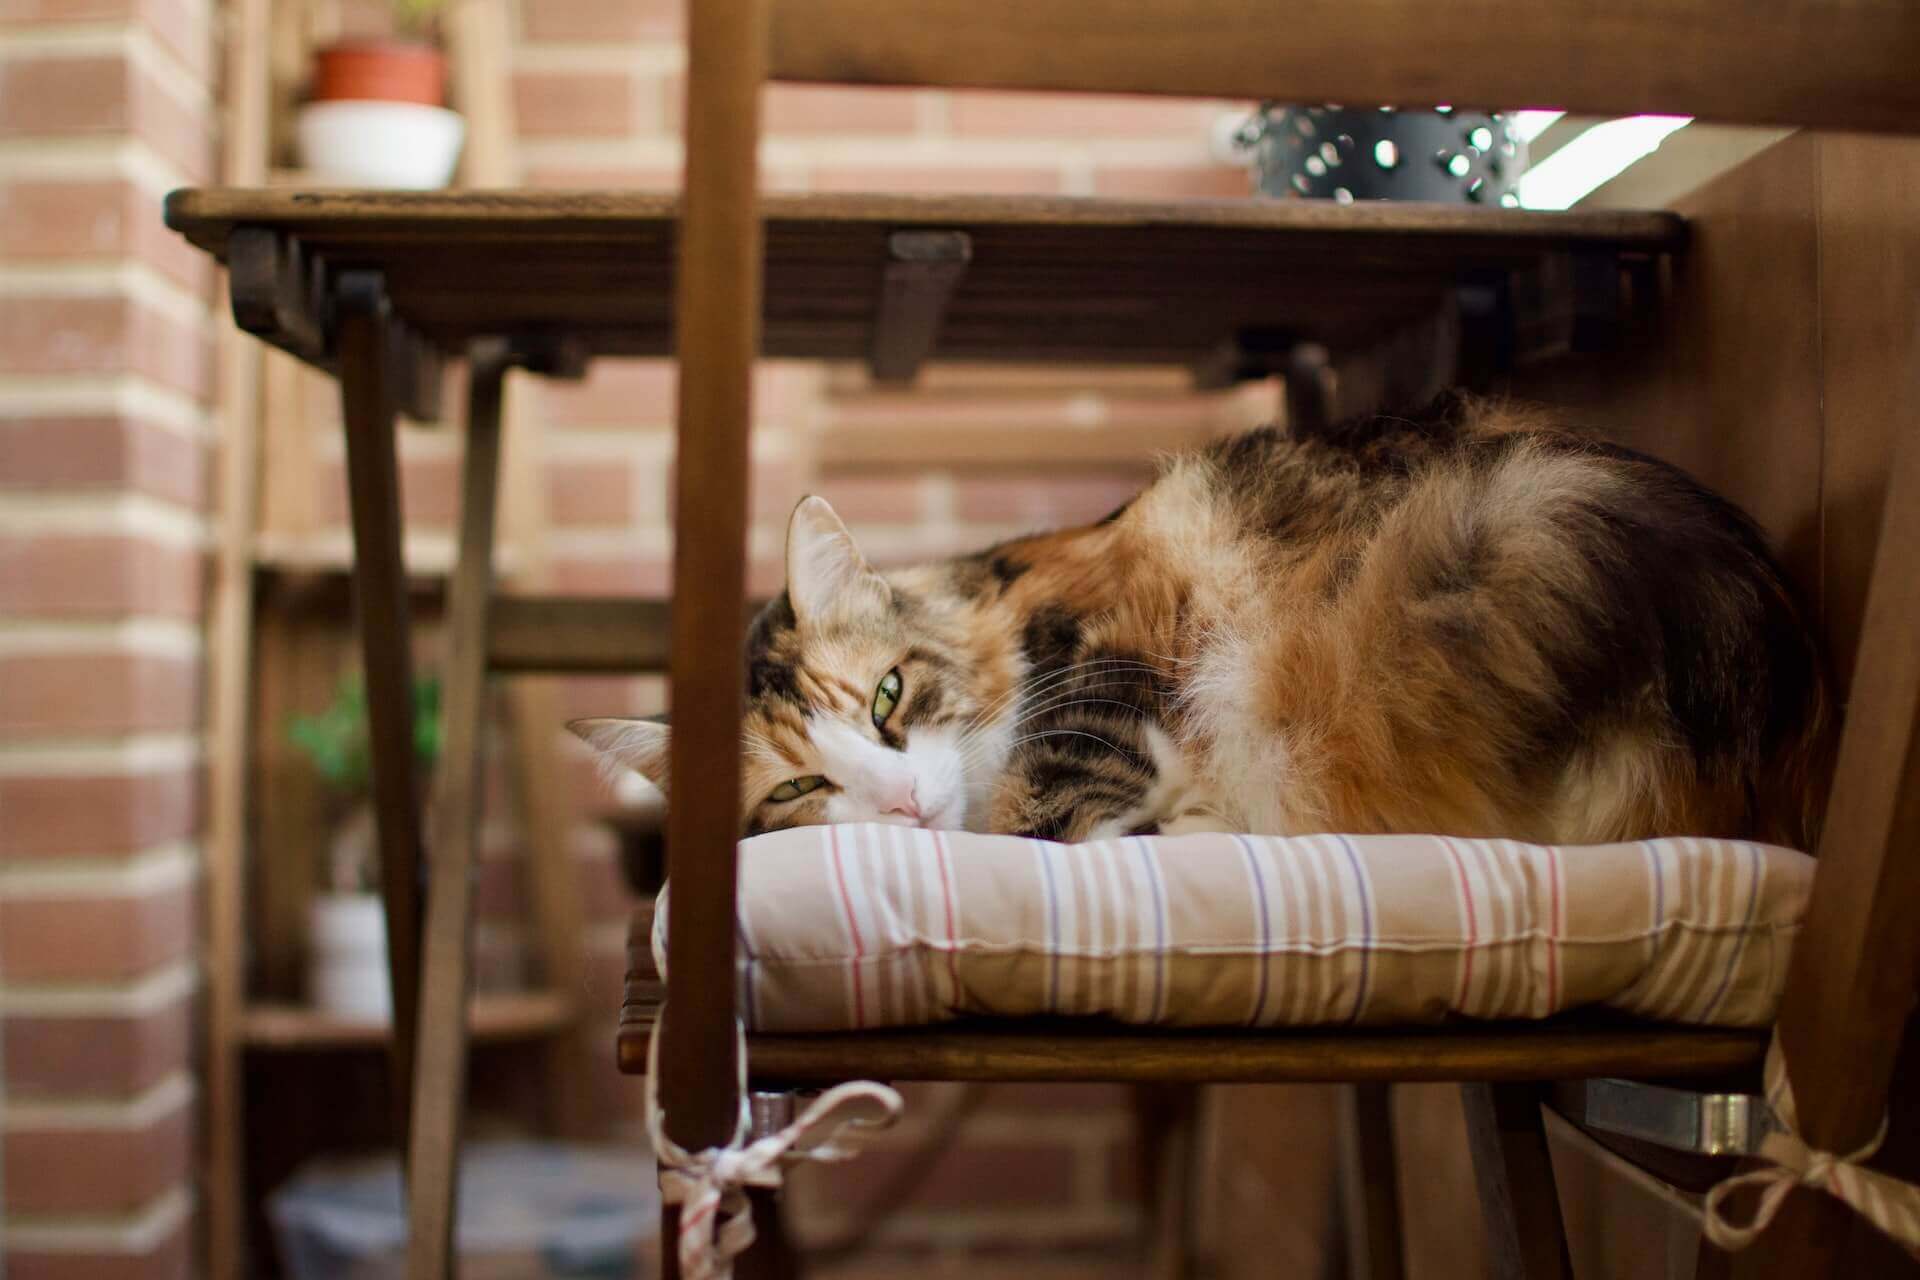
top-left (243, 990), bottom-right (572, 1050)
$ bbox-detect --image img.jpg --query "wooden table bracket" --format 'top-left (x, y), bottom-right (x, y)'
top-left (869, 228), bottom-right (972, 382)
top-left (229, 235), bottom-right (444, 422)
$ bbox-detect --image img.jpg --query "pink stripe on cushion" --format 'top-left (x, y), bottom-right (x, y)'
top-left (1545, 843), bottom-right (1563, 1016)
top-left (700, 828), bottom-right (1813, 1034)
top-left (1440, 836), bottom-right (1477, 1012)
top-left (932, 830), bottom-right (960, 1012)
top-left (826, 825), bottom-right (866, 1029)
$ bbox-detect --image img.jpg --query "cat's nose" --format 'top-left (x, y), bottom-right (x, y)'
top-left (879, 779), bottom-right (922, 821)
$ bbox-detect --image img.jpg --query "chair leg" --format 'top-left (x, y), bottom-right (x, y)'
top-left (1343, 1084), bottom-right (1406, 1280)
top-left (1460, 1083), bottom-right (1573, 1280)
top-left (735, 1187), bottom-right (803, 1280)
top-left (1134, 1084), bottom-right (1204, 1280)
top-left (336, 273), bottom-right (428, 1148)
top-left (404, 343), bottom-right (512, 1280)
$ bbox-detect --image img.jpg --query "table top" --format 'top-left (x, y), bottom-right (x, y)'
top-left (165, 189), bottom-right (1685, 368)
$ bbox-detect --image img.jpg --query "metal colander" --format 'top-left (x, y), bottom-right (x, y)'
top-left (1239, 105), bottom-right (1527, 205)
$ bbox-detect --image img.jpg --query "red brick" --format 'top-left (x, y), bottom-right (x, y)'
top-left (0, 0), bottom-right (210, 81)
top-left (808, 164), bottom-right (1064, 196)
top-left (547, 458), bottom-right (634, 527)
top-left (826, 390), bottom-right (1092, 432)
top-left (0, 0), bottom-right (136, 23)
top-left (1101, 393), bottom-right (1241, 430)
top-left (129, 57), bottom-right (214, 182)
top-left (812, 473), bottom-right (929, 525)
top-left (1091, 165), bottom-right (1255, 200)
top-left (4, 1097), bottom-right (192, 1214)
top-left (953, 470), bottom-right (1146, 526)
top-left (0, 768), bottom-right (200, 858)
top-left (0, 652), bottom-right (200, 734)
top-left (316, 452), bottom-right (459, 528)
top-left (513, 69), bottom-right (645, 138)
top-left (949, 91), bottom-right (1225, 139)
top-left (761, 83), bottom-right (920, 135)
top-left (550, 553), bottom-right (672, 598)
top-left (0, 297), bottom-right (212, 398)
top-left (5, 1214), bottom-right (190, 1280)
top-left (0, 53), bottom-right (211, 180)
top-left (131, 187), bottom-right (217, 296)
top-left (1, 882), bottom-right (195, 981)
top-left (543, 361), bottom-right (677, 427)
top-left (0, 54), bottom-right (130, 136)
top-left (0, 535), bottom-right (203, 618)
top-left (526, 162), bottom-right (680, 190)
top-left (521, 0), bottom-right (679, 40)
top-left (136, 0), bottom-right (213, 83)
top-left (3, 999), bottom-right (190, 1097)
top-left (0, 418), bottom-right (206, 507)
top-left (1, 180), bottom-right (132, 258)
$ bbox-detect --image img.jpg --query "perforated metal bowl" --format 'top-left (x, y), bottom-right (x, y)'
top-left (1239, 105), bottom-right (1527, 205)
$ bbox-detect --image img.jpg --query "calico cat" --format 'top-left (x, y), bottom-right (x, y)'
top-left (574, 394), bottom-right (1832, 848)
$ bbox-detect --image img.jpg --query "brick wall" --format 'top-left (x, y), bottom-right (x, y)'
top-left (0, 0), bottom-right (219, 1275)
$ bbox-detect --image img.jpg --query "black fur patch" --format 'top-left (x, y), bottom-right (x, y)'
top-left (1020, 606), bottom-right (1081, 674)
top-left (744, 592), bottom-right (802, 703)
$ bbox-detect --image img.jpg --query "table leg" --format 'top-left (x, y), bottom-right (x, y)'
top-left (335, 271), bottom-right (426, 1151)
top-left (405, 342), bottom-right (511, 1279)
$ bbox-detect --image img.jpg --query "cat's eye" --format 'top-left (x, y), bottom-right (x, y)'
top-left (767, 775), bottom-right (827, 804)
top-left (872, 668), bottom-right (903, 728)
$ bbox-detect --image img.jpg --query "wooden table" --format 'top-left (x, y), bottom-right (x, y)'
top-left (165, 186), bottom-right (1699, 1275)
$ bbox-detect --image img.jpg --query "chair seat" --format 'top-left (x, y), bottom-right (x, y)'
top-left (614, 1014), bottom-right (1768, 1085)
top-left (640, 827), bottom-right (1813, 1037)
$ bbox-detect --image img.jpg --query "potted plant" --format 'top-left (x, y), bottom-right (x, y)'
top-left (289, 672), bottom-right (441, 1020)
top-left (297, 0), bottom-right (465, 188)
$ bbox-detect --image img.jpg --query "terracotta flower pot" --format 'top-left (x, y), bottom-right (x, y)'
top-left (312, 39), bottom-right (445, 107)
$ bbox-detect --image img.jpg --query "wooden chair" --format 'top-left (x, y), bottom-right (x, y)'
top-left (645, 3), bottom-right (1920, 1278)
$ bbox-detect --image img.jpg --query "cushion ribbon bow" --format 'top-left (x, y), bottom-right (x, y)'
top-left (1704, 1034), bottom-right (1920, 1256)
top-left (642, 1004), bottom-right (902, 1280)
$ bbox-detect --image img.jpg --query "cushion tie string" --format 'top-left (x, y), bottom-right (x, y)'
top-left (642, 994), bottom-right (902, 1280)
top-left (1704, 1035), bottom-right (1920, 1255)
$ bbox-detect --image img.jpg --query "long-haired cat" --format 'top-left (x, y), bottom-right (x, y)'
top-left (574, 394), bottom-right (1832, 848)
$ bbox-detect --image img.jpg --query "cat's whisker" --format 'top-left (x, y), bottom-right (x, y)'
top-left (953, 679), bottom-right (1159, 759)
top-left (955, 699), bottom-right (1155, 771)
top-left (957, 658), bottom-right (1163, 734)
top-left (1002, 729), bottom-right (1129, 756)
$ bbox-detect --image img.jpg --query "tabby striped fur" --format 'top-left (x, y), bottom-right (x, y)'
top-left (575, 394), bottom-right (1831, 848)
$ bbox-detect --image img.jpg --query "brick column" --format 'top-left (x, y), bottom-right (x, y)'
top-left (1, 0), bottom-right (218, 1275)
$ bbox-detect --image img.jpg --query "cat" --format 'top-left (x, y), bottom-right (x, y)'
top-left (573, 393), bottom-right (1832, 848)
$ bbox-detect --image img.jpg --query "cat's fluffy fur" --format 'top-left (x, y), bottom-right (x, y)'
top-left (576, 394), bottom-right (1832, 847)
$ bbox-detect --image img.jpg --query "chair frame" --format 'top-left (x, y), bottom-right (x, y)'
top-left (658, 4), bottom-right (1920, 1278)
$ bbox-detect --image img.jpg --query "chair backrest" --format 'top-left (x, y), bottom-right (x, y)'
top-left (768, 0), bottom-right (1920, 134)
top-left (664, 0), bottom-right (1920, 1174)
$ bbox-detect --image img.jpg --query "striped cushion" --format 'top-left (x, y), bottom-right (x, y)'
top-left (668, 827), bottom-right (1813, 1033)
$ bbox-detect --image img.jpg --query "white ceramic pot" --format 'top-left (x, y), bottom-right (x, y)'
top-left (296, 100), bottom-right (465, 189)
top-left (308, 892), bottom-right (391, 1022)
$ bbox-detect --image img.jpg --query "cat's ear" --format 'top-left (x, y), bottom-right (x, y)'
top-left (569, 717), bottom-right (670, 794)
top-left (786, 495), bottom-right (888, 623)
